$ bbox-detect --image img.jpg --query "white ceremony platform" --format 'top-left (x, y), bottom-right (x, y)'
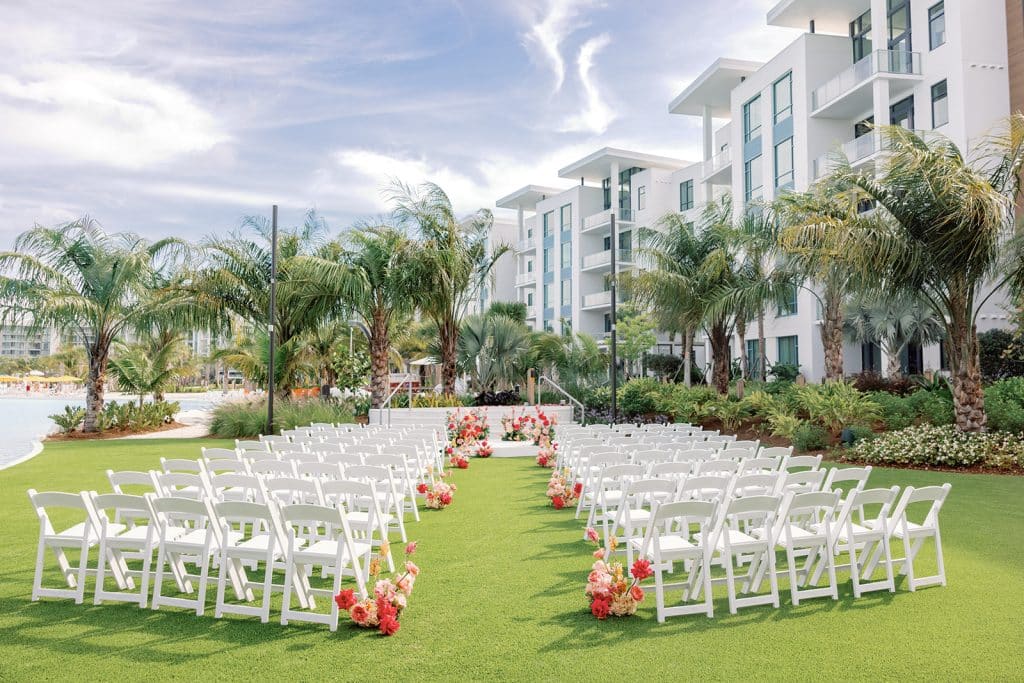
top-left (489, 440), bottom-right (540, 458)
top-left (367, 404), bottom-right (575, 427)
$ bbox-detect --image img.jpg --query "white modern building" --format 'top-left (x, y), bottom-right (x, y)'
top-left (0, 325), bottom-right (60, 358)
top-left (466, 216), bottom-right (518, 318)
top-left (495, 0), bottom-right (1016, 382)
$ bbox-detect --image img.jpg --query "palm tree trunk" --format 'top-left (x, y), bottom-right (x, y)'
top-left (950, 315), bottom-right (986, 432)
top-left (821, 288), bottom-right (845, 381)
top-left (757, 310), bottom-right (767, 382)
top-left (440, 318), bottom-right (458, 395)
top-left (82, 342), bottom-right (110, 433)
top-left (369, 312), bottom-right (390, 409)
top-left (683, 328), bottom-right (693, 388)
top-left (886, 345), bottom-right (902, 379)
top-left (708, 321), bottom-right (731, 395)
top-left (736, 317), bottom-right (748, 380)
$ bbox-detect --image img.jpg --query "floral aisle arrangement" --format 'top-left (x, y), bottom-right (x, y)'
top-left (335, 542), bottom-right (420, 636)
top-left (584, 528), bottom-right (653, 619)
top-left (476, 440), bottom-right (493, 458)
top-left (449, 451), bottom-right (470, 469)
top-left (417, 481), bottom-right (456, 509)
top-left (532, 409), bottom-right (556, 448)
top-left (536, 443), bottom-right (557, 468)
top-left (545, 469), bottom-right (581, 509)
top-left (446, 408), bottom-right (489, 449)
top-left (501, 407), bottom-right (558, 446)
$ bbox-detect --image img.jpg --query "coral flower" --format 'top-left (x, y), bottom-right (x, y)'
top-left (405, 541), bottom-right (418, 556)
top-left (349, 602), bottom-right (370, 625)
top-left (334, 589), bottom-right (357, 611)
top-left (630, 584), bottom-right (645, 602)
top-left (631, 558), bottom-right (654, 581)
top-left (379, 615), bottom-right (400, 636)
top-left (440, 492), bottom-right (452, 505)
top-left (416, 483), bottom-right (428, 494)
top-left (591, 597), bottom-right (611, 620)
top-left (552, 496), bottom-right (565, 509)
top-left (585, 527), bottom-right (600, 543)
top-left (592, 548), bottom-right (605, 559)
top-left (405, 560), bottom-right (420, 577)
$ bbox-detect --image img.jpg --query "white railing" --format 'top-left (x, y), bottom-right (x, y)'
top-left (702, 146), bottom-right (732, 178)
top-left (812, 50), bottom-right (921, 111)
top-left (515, 272), bottom-right (536, 286)
top-left (517, 237), bottom-right (536, 251)
top-left (581, 249), bottom-right (633, 269)
top-left (524, 215), bottom-right (537, 232)
top-left (812, 133), bottom-right (882, 180)
top-left (582, 291), bottom-right (611, 308)
top-left (582, 207), bottom-right (633, 231)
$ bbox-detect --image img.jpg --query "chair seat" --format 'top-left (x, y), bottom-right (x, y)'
top-left (104, 525), bottom-right (150, 546)
top-left (169, 528), bottom-right (242, 550)
top-left (46, 522), bottom-right (99, 544)
top-left (347, 511), bottom-right (394, 526)
top-left (631, 535), bottom-right (700, 559)
top-left (714, 529), bottom-right (765, 551)
top-left (295, 539), bottom-right (371, 563)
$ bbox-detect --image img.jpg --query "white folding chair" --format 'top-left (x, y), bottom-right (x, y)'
top-left (713, 495), bottom-right (782, 614)
top-left (202, 458), bottom-right (249, 476)
top-left (296, 461), bottom-right (345, 482)
top-left (160, 458), bottom-right (203, 474)
top-left (610, 478), bottom-right (678, 565)
top-left (263, 477), bottom-right (324, 507)
top-left (634, 499), bottom-right (717, 621)
top-left (825, 486), bottom-right (900, 597)
top-left (344, 465), bottom-right (408, 542)
top-left (152, 471), bottom-right (206, 500)
top-left (213, 501), bottom-right (281, 623)
top-left (365, 453), bottom-right (420, 523)
top-left (27, 490), bottom-right (94, 604)
top-left (588, 463), bottom-right (644, 536)
top-left (88, 492), bottom-right (156, 607)
top-left (107, 470), bottom-right (156, 495)
top-left (782, 454), bottom-right (823, 472)
top-left (777, 470), bottom-right (825, 495)
top-left (731, 473), bottom-right (780, 498)
top-left (758, 446), bottom-right (793, 459)
top-left (697, 460), bottom-right (739, 477)
top-left (775, 491), bottom-right (842, 605)
top-left (320, 479), bottom-right (393, 572)
top-left (236, 440), bottom-right (268, 452)
top-left (678, 475), bottom-right (732, 503)
top-left (822, 466), bottom-right (872, 503)
top-left (739, 457), bottom-right (782, 476)
top-left (649, 461), bottom-right (693, 481)
top-left (875, 484), bottom-right (951, 591)
top-left (201, 447), bottom-right (240, 461)
top-left (248, 459), bottom-right (296, 478)
top-left (731, 439), bottom-right (760, 451)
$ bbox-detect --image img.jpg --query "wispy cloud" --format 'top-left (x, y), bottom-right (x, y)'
top-left (521, 0), bottom-right (602, 93)
top-left (560, 33), bottom-right (614, 134)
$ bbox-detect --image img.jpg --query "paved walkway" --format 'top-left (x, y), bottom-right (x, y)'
top-left (118, 409), bottom-right (211, 440)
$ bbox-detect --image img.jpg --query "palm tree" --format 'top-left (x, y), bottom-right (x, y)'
top-left (213, 327), bottom-right (315, 392)
top-left (388, 181), bottom-right (509, 395)
top-left (784, 121), bottom-right (1024, 431)
top-left (525, 329), bottom-right (607, 394)
top-left (0, 218), bottom-right (185, 431)
top-left (108, 335), bottom-right (190, 407)
top-left (844, 293), bottom-right (946, 378)
top-left (451, 313), bottom-right (531, 392)
top-left (177, 210), bottom-right (331, 397)
top-left (296, 226), bottom-right (418, 409)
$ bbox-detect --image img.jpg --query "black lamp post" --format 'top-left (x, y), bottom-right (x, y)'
top-left (267, 204), bottom-right (278, 436)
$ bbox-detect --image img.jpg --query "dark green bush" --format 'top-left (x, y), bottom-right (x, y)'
top-left (868, 391), bottom-right (915, 430)
top-left (619, 378), bottom-right (661, 418)
top-left (770, 363), bottom-right (801, 382)
top-left (979, 329), bottom-right (1024, 382)
top-left (906, 390), bottom-right (954, 426)
top-left (645, 353), bottom-right (682, 379)
top-left (210, 400), bottom-right (355, 438)
top-left (985, 377), bottom-right (1024, 432)
top-left (792, 422), bottom-right (829, 451)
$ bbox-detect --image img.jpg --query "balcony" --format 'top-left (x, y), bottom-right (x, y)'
top-left (515, 272), bottom-right (537, 287)
top-left (580, 249), bottom-right (634, 272)
top-left (581, 208), bottom-right (634, 233)
top-left (517, 236), bottom-right (536, 252)
top-left (581, 291), bottom-right (611, 309)
top-left (812, 133), bottom-right (881, 180)
top-left (701, 146), bottom-right (732, 184)
top-left (811, 50), bottom-right (921, 119)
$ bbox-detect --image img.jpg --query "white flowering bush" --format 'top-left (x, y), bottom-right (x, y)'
top-left (846, 424), bottom-right (1024, 469)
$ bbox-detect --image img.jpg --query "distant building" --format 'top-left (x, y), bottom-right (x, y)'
top-left (0, 325), bottom-right (60, 357)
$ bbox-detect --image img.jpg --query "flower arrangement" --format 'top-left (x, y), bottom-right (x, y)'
top-left (501, 407), bottom-right (557, 446)
top-left (335, 542), bottom-right (419, 636)
top-left (536, 443), bottom-right (557, 468)
top-left (546, 469), bottom-right (581, 509)
top-left (532, 409), bottom-right (556, 448)
top-left (446, 408), bottom-right (489, 449)
top-left (417, 481), bottom-right (456, 509)
top-left (449, 451), bottom-right (470, 469)
top-left (476, 440), bottom-right (493, 458)
top-left (584, 527), bottom-right (652, 619)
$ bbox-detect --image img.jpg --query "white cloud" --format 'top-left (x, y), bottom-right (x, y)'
top-left (521, 0), bottom-right (602, 93)
top-left (0, 63), bottom-right (227, 169)
top-left (560, 33), bottom-right (614, 135)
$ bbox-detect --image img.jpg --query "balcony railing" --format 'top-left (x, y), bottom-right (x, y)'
top-left (812, 133), bottom-right (881, 180)
top-left (702, 146), bottom-right (732, 178)
top-left (812, 50), bottom-right (921, 112)
top-left (581, 249), bottom-right (633, 270)
top-left (582, 291), bottom-right (611, 308)
top-left (515, 272), bottom-right (536, 287)
top-left (582, 207), bottom-right (633, 231)
top-left (517, 237), bottom-right (536, 251)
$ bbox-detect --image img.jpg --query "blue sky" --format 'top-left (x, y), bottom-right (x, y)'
top-left (0, 0), bottom-right (799, 245)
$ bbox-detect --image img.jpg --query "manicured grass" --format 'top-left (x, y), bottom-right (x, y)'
top-left (2, 439), bottom-right (1023, 680)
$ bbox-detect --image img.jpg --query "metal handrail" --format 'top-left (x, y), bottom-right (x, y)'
top-left (384, 373), bottom-right (414, 428)
top-left (538, 375), bottom-right (585, 425)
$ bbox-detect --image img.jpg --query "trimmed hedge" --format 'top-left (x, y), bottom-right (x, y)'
top-left (210, 400), bottom-right (355, 438)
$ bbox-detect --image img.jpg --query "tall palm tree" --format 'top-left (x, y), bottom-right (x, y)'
top-left (388, 181), bottom-right (509, 395)
top-left (784, 120), bottom-right (1024, 431)
top-left (296, 226), bottom-right (418, 408)
top-left (108, 335), bottom-right (191, 407)
top-left (844, 293), bottom-right (945, 378)
top-left (451, 313), bottom-right (531, 392)
top-left (0, 218), bottom-right (186, 431)
top-left (176, 210), bottom-right (330, 397)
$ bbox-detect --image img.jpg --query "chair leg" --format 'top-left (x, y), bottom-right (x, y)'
top-left (32, 531), bottom-right (46, 602)
top-left (76, 538), bottom-right (90, 605)
top-left (933, 529), bottom-right (946, 587)
top-left (702, 555), bottom-right (714, 618)
top-left (786, 545), bottom-right (800, 606)
top-left (281, 559), bottom-right (294, 626)
top-left (653, 561), bottom-right (665, 623)
top-left (725, 552), bottom-right (737, 615)
top-left (261, 548), bottom-right (275, 623)
top-left (214, 548), bottom-right (228, 619)
top-left (94, 535), bottom-right (108, 606)
top-left (196, 547), bottom-right (212, 616)
top-left (151, 545), bottom-right (167, 610)
top-left (849, 540), bottom-right (863, 598)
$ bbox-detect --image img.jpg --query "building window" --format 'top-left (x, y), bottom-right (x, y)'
top-left (604, 313), bottom-right (612, 333)
top-left (744, 155), bottom-right (763, 202)
top-left (773, 73), bottom-right (792, 123)
top-left (929, 2), bottom-right (946, 50)
top-left (939, 339), bottom-right (950, 371)
top-left (561, 319), bottom-right (572, 336)
top-left (561, 279), bottom-right (572, 307)
top-left (932, 80), bottom-right (949, 128)
top-left (888, 0), bottom-right (911, 53)
top-left (543, 283), bottom-right (551, 309)
top-left (777, 285), bottom-right (798, 316)
top-left (560, 241), bottom-right (571, 269)
top-left (743, 96), bottom-right (761, 142)
top-left (777, 335), bottom-right (799, 367)
top-left (543, 247), bottom-right (553, 273)
top-left (637, 185), bottom-right (646, 211)
top-left (746, 339), bottom-right (761, 378)
top-left (850, 9), bottom-right (872, 62)
top-left (543, 211), bottom-right (553, 238)
top-left (679, 180), bottom-right (694, 211)
top-left (560, 204), bottom-right (572, 232)
top-left (774, 137), bottom-right (794, 188)
top-left (890, 95), bottom-right (915, 130)
top-left (618, 230), bottom-right (632, 261)
top-left (527, 258), bottom-right (533, 273)
top-left (527, 292), bottom-right (534, 307)
top-left (861, 342), bottom-right (880, 373)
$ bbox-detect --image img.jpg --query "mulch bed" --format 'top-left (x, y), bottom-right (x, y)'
top-left (45, 421), bottom-right (187, 441)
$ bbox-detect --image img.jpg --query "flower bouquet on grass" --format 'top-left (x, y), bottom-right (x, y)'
top-left (446, 408), bottom-right (489, 448)
top-left (584, 527), bottom-right (652, 619)
top-left (536, 443), bottom-right (557, 468)
top-left (417, 481), bottom-right (456, 509)
top-left (449, 451), bottom-right (470, 469)
top-left (546, 469), bottom-right (581, 509)
top-left (532, 409), bottom-right (556, 447)
top-left (476, 440), bottom-right (493, 458)
top-left (335, 542), bottom-right (420, 636)
top-left (500, 410), bottom-right (535, 442)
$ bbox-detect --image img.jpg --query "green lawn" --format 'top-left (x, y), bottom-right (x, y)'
top-left (2, 439), bottom-right (1022, 681)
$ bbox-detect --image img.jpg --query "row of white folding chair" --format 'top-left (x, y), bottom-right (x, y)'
top-left (27, 488), bottom-right (373, 629)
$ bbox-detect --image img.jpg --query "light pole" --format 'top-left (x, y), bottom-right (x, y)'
top-left (267, 205), bottom-right (278, 436)
top-left (610, 212), bottom-right (617, 425)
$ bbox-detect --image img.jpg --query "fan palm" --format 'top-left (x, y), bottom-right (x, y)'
top-left (782, 120), bottom-right (1024, 431)
top-left (388, 181), bottom-right (509, 395)
top-left (844, 293), bottom-right (946, 378)
top-left (451, 313), bottom-right (531, 391)
top-left (0, 218), bottom-right (186, 431)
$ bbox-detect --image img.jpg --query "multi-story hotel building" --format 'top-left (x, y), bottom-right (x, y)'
top-left (497, 0), bottom-right (1016, 382)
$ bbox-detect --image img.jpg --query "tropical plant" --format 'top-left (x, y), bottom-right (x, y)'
top-left (49, 405), bottom-right (86, 434)
top-left (108, 336), bottom-right (191, 407)
top-left (609, 306), bottom-right (658, 378)
top-left (708, 397), bottom-right (751, 431)
top-left (388, 181), bottom-right (509, 395)
top-left (786, 121), bottom-right (1024, 431)
top-left (527, 329), bottom-right (608, 394)
top-left (486, 301), bottom-right (528, 324)
top-left (452, 313), bottom-right (531, 392)
top-left (978, 328), bottom-right (1024, 382)
top-left (209, 399), bottom-right (355, 438)
top-left (844, 293), bottom-right (945, 378)
top-left (793, 381), bottom-right (881, 435)
top-left (0, 218), bottom-right (187, 431)
top-left (213, 328), bottom-right (315, 393)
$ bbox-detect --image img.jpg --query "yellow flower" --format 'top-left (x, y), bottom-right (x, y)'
top-left (609, 535), bottom-right (619, 551)
top-left (380, 540), bottom-right (391, 558)
top-left (369, 557), bottom-right (381, 578)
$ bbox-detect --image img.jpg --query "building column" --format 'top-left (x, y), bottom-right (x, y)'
top-left (872, 78), bottom-right (891, 127)
top-left (517, 207), bottom-right (524, 241)
top-left (702, 104), bottom-right (714, 162)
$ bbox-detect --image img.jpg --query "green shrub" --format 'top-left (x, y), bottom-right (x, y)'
top-left (770, 363), bottom-right (801, 382)
top-left (707, 397), bottom-right (751, 431)
top-left (868, 391), bottom-right (915, 430)
top-left (846, 424), bottom-right (1024, 469)
top-left (794, 381), bottom-right (880, 434)
top-left (49, 405), bottom-right (85, 434)
top-left (581, 386), bottom-right (611, 411)
top-left (985, 377), bottom-right (1024, 432)
top-left (767, 410), bottom-right (801, 439)
top-left (979, 329), bottom-right (1024, 382)
top-left (656, 384), bottom-right (717, 423)
top-left (906, 391), bottom-right (954, 426)
top-left (843, 424), bottom-right (876, 445)
top-left (210, 400), bottom-right (355, 438)
top-left (792, 422), bottom-right (830, 451)
top-left (619, 378), bottom-right (661, 418)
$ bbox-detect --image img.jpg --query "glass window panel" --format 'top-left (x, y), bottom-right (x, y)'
top-left (929, 2), bottom-right (946, 49)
